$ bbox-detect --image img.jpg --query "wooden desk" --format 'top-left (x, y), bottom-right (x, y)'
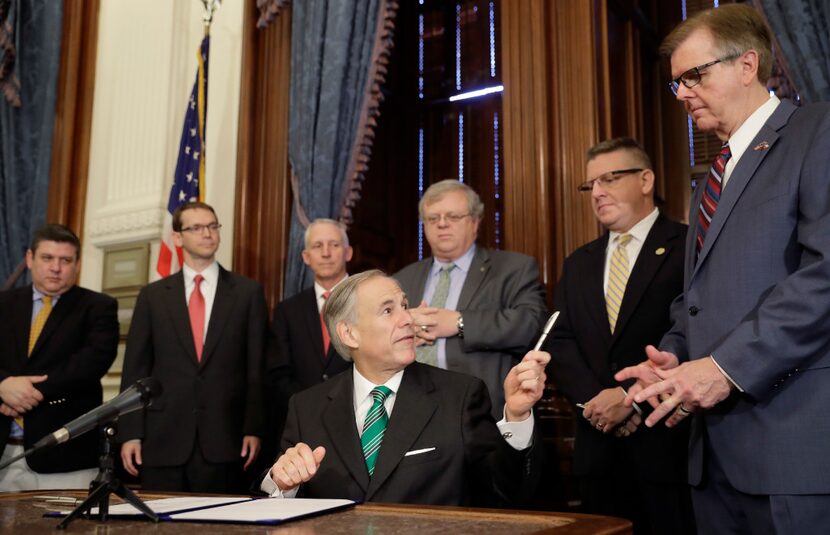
top-left (0, 490), bottom-right (631, 534)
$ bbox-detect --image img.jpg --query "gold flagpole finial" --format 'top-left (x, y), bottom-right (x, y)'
top-left (201, 0), bottom-right (221, 36)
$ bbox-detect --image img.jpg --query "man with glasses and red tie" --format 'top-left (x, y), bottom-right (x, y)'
top-left (394, 180), bottom-right (547, 419)
top-left (119, 201), bottom-right (267, 493)
top-left (545, 138), bottom-right (693, 533)
top-left (616, 4), bottom-right (830, 532)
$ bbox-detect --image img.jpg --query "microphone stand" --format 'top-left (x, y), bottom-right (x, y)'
top-left (57, 422), bottom-right (158, 529)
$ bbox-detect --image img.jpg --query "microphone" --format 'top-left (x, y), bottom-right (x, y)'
top-left (32, 377), bottom-right (162, 451)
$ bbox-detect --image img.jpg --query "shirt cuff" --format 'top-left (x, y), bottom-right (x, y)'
top-left (497, 407), bottom-right (534, 450)
top-left (710, 354), bottom-right (744, 392)
top-left (260, 471), bottom-right (299, 498)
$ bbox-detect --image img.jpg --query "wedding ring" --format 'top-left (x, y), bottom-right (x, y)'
top-left (677, 405), bottom-right (692, 415)
top-left (420, 325), bottom-right (428, 332)
top-left (596, 423), bottom-right (604, 430)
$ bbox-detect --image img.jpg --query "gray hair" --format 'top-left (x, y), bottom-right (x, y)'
top-left (304, 218), bottom-right (350, 250)
top-left (323, 269), bottom-right (387, 361)
top-left (418, 180), bottom-right (484, 221)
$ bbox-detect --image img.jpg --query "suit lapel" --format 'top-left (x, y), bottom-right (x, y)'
top-left (13, 287), bottom-right (34, 363)
top-left (29, 286), bottom-right (80, 360)
top-left (163, 272), bottom-right (199, 363)
top-left (322, 368), bottom-right (370, 493)
top-left (367, 364), bottom-right (438, 500)
top-left (301, 288), bottom-right (327, 361)
top-left (613, 215), bottom-right (678, 339)
top-left (201, 266), bottom-right (235, 365)
top-left (407, 259), bottom-right (432, 303)
top-left (583, 237), bottom-right (613, 345)
top-left (691, 100), bottom-right (795, 282)
top-left (457, 248), bottom-right (490, 310)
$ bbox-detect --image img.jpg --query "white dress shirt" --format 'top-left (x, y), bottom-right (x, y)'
top-left (603, 207), bottom-right (660, 294)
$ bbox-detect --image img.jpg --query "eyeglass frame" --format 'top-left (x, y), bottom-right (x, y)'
top-left (179, 223), bottom-right (223, 234)
top-left (668, 53), bottom-right (740, 96)
top-left (422, 212), bottom-right (473, 226)
top-left (577, 168), bottom-right (644, 192)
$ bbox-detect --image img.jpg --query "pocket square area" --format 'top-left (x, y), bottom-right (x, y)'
top-left (404, 447), bottom-right (436, 457)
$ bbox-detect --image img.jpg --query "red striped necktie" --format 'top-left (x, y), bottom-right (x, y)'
top-left (696, 142), bottom-right (732, 257)
top-left (320, 291), bottom-right (331, 356)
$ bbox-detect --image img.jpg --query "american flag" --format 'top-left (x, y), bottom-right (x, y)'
top-left (156, 36), bottom-right (210, 278)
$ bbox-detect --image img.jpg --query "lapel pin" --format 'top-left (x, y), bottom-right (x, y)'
top-left (753, 141), bottom-right (770, 151)
top-left (655, 247), bottom-right (666, 256)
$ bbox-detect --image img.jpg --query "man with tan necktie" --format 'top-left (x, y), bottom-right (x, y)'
top-left (544, 138), bottom-right (693, 533)
top-left (0, 224), bottom-right (118, 491)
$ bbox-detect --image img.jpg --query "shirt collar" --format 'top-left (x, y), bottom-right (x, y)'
top-left (609, 207), bottom-right (659, 246)
top-left (32, 286), bottom-right (61, 305)
top-left (353, 366), bottom-right (405, 405)
top-left (182, 261), bottom-right (219, 285)
top-left (314, 274), bottom-right (348, 301)
top-left (431, 244), bottom-right (476, 276)
top-left (727, 95), bottom-right (780, 167)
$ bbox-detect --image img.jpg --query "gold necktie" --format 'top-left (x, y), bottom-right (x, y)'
top-left (18, 295), bottom-right (53, 429)
top-left (28, 295), bottom-right (53, 356)
top-left (606, 235), bottom-right (632, 334)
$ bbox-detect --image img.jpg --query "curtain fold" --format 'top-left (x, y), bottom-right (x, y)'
top-left (757, 0), bottom-right (830, 103)
top-left (0, 0), bottom-right (63, 287)
top-left (281, 0), bottom-right (396, 297)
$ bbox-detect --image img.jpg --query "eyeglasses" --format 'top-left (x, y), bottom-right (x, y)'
top-left (180, 223), bottom-right (222, 234)
top-left (423, 213), bottom-right (471, 225)
top-left (668, 54), bottom-right (739, 96)
top-left (577, 169), bottom-right (643, 192)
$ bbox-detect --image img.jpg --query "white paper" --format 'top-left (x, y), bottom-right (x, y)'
top-left (91, 496), bottom-right (251, 516)
top-left (169, 497), bottom-right (355, 523)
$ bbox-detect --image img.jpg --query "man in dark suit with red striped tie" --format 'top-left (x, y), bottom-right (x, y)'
top-left (617, 5), bottom-right (830, 532)
top-left (119, 202), bottom-right (267, 493)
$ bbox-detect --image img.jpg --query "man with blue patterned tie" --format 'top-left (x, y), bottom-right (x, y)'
top-left (260, 270), bottom-right (548, 506)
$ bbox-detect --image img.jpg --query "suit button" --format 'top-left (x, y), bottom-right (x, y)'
top-left (689, 306), bottom-right (699, 316)
top-left (322, 374), bottom-right (329, 380)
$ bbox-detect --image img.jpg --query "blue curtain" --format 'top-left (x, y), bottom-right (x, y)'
top-left (282, 0), bottom-right (383, 297)
top-left (758, 0), bottom-right (830, 103)
top-left (0, 0), bottom-right (63, 287)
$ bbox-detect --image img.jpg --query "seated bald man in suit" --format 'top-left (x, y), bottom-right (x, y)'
top-left (260, 270), bottom-right (549, 506)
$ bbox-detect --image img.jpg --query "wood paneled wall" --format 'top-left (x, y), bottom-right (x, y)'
top-left (233, 0), bottom-right (689, 314)
top-left (234, 1), bottom-right (292, 314)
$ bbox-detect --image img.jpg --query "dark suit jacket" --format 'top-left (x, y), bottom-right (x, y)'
top-left (269, 286), bottom-right (350, 399)
top-left (394, 248), bottom-right (548, 417)
top-left (0, 285), bottom-right (118, 473)
top-left (279, 362), bottom-right (539, 506)
top-left (660, 100), bottom-right (830, 493)
top-left (546, 213), bottom-right (689, 482)
top-left (119, 266), bottom-right (266, 467)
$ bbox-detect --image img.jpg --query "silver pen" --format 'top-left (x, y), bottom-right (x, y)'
top-left (533, 311), bottom-right (560, 351)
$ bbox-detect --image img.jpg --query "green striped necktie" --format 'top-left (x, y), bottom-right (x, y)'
top-left (361, 385), bottom-right (393, 476)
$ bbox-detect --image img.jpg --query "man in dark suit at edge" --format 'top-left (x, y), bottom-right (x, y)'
top-left (120, 201), bottom-right (266, 493)
top-left (260, 270), bottom-right (549, 506)
top-left (617, 5), bottom-right (830, 533)
top-left (0, 224), bottom-right (118, 490)
top-left (545, 138), bottom-right (693, 533)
